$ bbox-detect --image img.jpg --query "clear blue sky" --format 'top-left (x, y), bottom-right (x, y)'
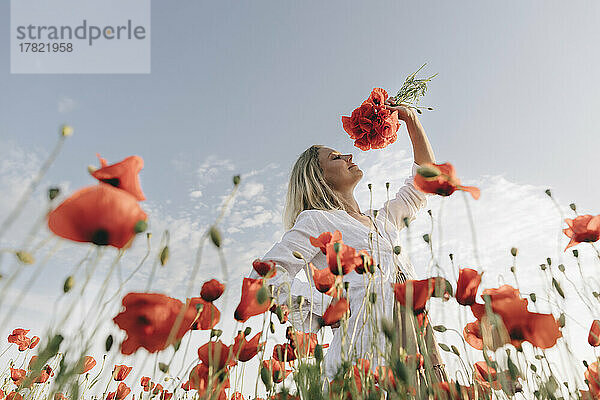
top-left (1, 1), bottom-right (598, 395)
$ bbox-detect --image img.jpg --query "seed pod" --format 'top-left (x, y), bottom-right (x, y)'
top-left (573, 249), bottom-right (579, 258)
top-left (510, 247), bottom-right (518, 257)
top-left (292, 251), bottom-right (303, 259)
top-left (558, 313), bottom-right (565, 328)
top-left (48, 187), bottom-right (60, 201)
top-left (530, 293), bottom-right (537, 302)
top-left (558, 264), bottom-right (565, 273)
top-left (544, 189), bottom-right (552, 197)
top-left (569, 203), bottom-right (576, 212)
top-left (393, 246), bottom-right (402, 255)
top-left (63, 276), bottom-right (74, 293)
top-left (269, 321), bottom-right (275, 334)
top-left (385, 182), bottom-right (390, 189)
top-left (422, 234), bottom-right (430, 243)
top-left (369, 292), bottom-right (377, 304)
top-left (438, 343), bottom-right (450, 352)
top-left (451, 345), bottom-right (460, 356)
top-left (61, 125), bottom-right (74, 137)
top-left (244, 327), bottom-right (252, 336)
top-left (449, 253), bottom-right (453, 261)
top-left (433, 325), bottom-right (447, 333)
top-left (209, 226), bottom-right (221, 247)
top-left (546, 257), bottom-right (552, 266)
top-left (233, 175), bottom-right (241, 186)
top-left (211, 329), bottom-right (223, 338)
top-left (158, 362), bottom-right (169, 373)
top-left (368, 183), bottom-right (372, 190)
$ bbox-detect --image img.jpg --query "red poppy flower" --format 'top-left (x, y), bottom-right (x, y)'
top-left (200, 279), bottom-right (225, 302)
top-left (180, 380), bottom-right (192, 391)
top-left (355, 250), bottom-right (374, 274)
top-left (111, 365), bottom-right (132, 381)
top-left (374, 366), bottom-right (397, 390)
top-left (270, 304), bottom-right (289, 324)
top-left (188, 297), bottom-right (221, 330)
top-left (414, 162), bottom-right (480, 200)
top-left (6, 392), bottom-right (23, 400)
top-left (92, 154), bottom-right (145, 201)
top-left (326, 241), bottom-right (363, 276)
top-left (234, 278), bottom-right (272, 322)
top-left (113, 293), bottom-right (196, 355)
top-left (197, 340), bottom-right (236, 370)
top-left (273, 343), bottom-right (296, 362)
top-left (232, 332), bottom-right (264, 362)
top-left (309, 263), bottom-right (342, 297)
top-left (589, 320), bottom-right (600, 347)
top-left (473, 361), bottom-right (501, 390)
top-left (455, 268), bottom-right (481, 306)
top-left (262, 359), bottom-right (291, 383)
top-left (160, 391), bottom-right (172, 400)
top-left (8, 329), bottom-right (31, 351)
top-left (585, 361), bottom-right (600, 396)
top-left (393, 277), bottom-right (448, 313)
top-left (107, 382), bottom-right (131, 400)
top-left (309, 230), bottom-right (342, 255)
top-left (152, 384), bottom-right (164, 395)
top-left (463, 321), bottom-right (483, 350)
top-left (79, 356), bottom-right (96, 374)
top-left (286, 327), bottom-right (322, 357)
top-left (252, 259), bottom-right (277, 279)
top-left (10, 368), bottom-right (26, 386)
top-left (28, 336), bottom-right (40, 349)
top-left (470, 285), bottom-right (562, 349)
top-left (321, 297), bottom-right (349, 326)
top-left (562, 215), bottom-right (600, 251)
top-left (33, 365), bottom-right (53, 384)
top-left (48, 184), bottom-right (147, 249)
top-left (341, 88), bottom-right (400, 151)
top-left (140, 377), bottom-right (153, 391)
top-left (188, 362), bottom-right (229, 398)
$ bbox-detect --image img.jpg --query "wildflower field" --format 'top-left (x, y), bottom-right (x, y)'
top-left (0, 125), bottom-right (599, 400)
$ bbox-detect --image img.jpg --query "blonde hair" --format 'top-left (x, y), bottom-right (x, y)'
top-left (283, 145), bottom-right (348, 230)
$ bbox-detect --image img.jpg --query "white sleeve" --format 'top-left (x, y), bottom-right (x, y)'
top-left (378, 162), bottom-right (432, 230)
top-left (248, 210), bottom-right (323, 330)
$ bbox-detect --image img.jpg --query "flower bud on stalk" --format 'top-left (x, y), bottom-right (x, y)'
top-left (63, 276), bottom-right (74, 293)
top-left (209, 226), bottom-right (221, 247)
top-left (159, 246), bottom-right (169, 266)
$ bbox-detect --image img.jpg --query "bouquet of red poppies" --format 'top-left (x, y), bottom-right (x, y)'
top-left (341, 63), bottom-right (437, 151)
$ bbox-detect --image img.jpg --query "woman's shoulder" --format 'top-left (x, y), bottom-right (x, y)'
top-left (294, 209), bottom-right (337, 228)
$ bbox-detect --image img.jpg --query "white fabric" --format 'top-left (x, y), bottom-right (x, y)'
top-left (248, 162), bottom-right (433, 379)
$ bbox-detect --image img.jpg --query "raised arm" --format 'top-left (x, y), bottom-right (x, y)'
top-left (385, 102), bottom-right (436, 166)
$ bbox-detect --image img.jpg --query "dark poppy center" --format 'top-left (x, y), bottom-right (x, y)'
top-left (100, 177), bottom-right (121, 188)
top-left (137, 315), bottom-right (151, 325)
top-left (91, 229), bottom-right (110, 246)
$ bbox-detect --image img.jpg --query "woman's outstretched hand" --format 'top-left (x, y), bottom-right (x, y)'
top-left (384, 99), bottom-right (416, 123)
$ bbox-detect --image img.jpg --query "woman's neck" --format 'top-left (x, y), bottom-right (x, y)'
top-left (336, 190), bottom-right (361, 215)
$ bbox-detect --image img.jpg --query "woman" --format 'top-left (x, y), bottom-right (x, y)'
top-left (249, 101), bottom-right (447, 389)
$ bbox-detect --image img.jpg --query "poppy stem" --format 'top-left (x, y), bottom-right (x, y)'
top-left (461, 191), bottom-right (482, 268)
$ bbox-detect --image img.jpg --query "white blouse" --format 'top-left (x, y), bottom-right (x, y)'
top-left (248, 162), bottom-right (433, 378)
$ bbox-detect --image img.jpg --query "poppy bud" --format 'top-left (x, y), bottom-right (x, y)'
top-left (209, 226), bottom-right (221, 247)
top-left (295, 296), bottom-right (304, 306)
top-left (428, 107), bottom-right (434, 110)
top-left (269, 321), bottom-right (275, 334)
top-left (292, 251), bottom-right (303, 259)
top-left (314, 344), bottom-right (323, 362)
top-left (510, 266), bottom-right (515, 273)
top-left (87, 165), bottom-right (98, 174)
top-left (422, 234), bottom-right (430, 243)
top-left (173, 339), bottom-right (182, 351)
top-left (448, 253), bottom-right (453, 261)
top-left (416, 165), bottom-right (441, 178)
top-left (369, 292), bottom-right (377, 304)
top-left (416, 109), bottom-right (422, 114)
top-left (257, 286), bottom-right (269, 305)
top-left (368, 183), bottom-right (372, 190)
top-left (544, 189), bottom-right (552, 197)
top-left (540, 264), bottom-right (546, 271)
top-left (530, 364), bottom-right (537, 372)
top-left (569, 203), bottom-right (576, 212)
top-left (16, 251), bottom-right (34, 265)
top-left (233, 175), bottom-right (241, 186)
top-left (433, 325), bottom-right (446, 332)
top-left (159, 246), bottom-right (169, 266)
top-left (158, 363), bottom-right (169, 373)
top-left (210, 329), bottom-right (222, 338)
top-left (373, 209), bottom-right (378, 218)
top-left (394, 246), bottom-right (402, 255)
top-left (558, 264), bottom-right (565, 272)
top-left (243, 327), bottom-right (252, 336)
top-left (451, 345), bottom-right (460, 356)
top-left (593, 291), bottom-right (599, 299)
top-left (403, 217), bottom-right (410, 228)
top-left (511, 247), bottom-right (518, 257)
top-left (558, 313), bottom-right (565, 328)
top-left (134, 220), bottom-right (147, 234)
top-left (61, 125), bottom-right (73, 137)
top-left (260, 365), bottom-right (272, 391)
top-left (530, 293), bottom-right (537, 302)
top-left (552, 278), bottom-right (565, 298)
top-left (573, 249), bottom-right (578, 257)
top-left (63, 276), bottom-right (74, 293)
top-left (546, 258), bottom-right (552, 266)
top-left (48, 187), bottom-right (60, 201)
top-left (385, 182), bottom-right (390, 189)
top-left (105, 335), bottom-right (113, 352)
top-left (583, 360), bottom-right (589, 367)
top-left (438, 343), bottom-right (450, 352)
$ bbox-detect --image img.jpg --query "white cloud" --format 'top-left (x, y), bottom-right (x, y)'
top-left (189, 189), bottom-right (203, 198)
